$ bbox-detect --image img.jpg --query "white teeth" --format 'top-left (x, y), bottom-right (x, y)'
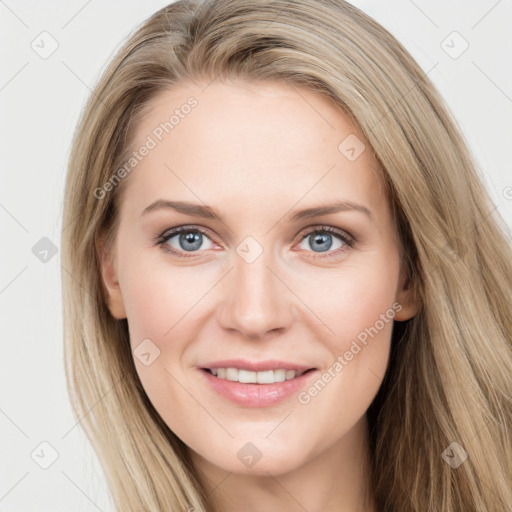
top-left (209, 367), bottom-right (304, 383)
top-left (285, 370), bottom-right (296, 380)
top-left (258, 370), bottom-right (284, 384)
top-left (238, 369), bottom-right (257, 383)
top-left (225, 368), bottom-right (239, 381)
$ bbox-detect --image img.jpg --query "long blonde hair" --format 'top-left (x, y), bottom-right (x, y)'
top-left (61, 1), bottom-right (512, 510)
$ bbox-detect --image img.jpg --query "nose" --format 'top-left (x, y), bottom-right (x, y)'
top-left (216, 248), bottom-right (298, 339)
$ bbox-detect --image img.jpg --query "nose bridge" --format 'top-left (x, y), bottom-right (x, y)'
top-left (217, 241), bottom-right (296, 338)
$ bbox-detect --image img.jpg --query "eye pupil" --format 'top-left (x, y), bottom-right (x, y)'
top-left (180, 231), bottom-right (202, 251)
top-left (160, 226), bottom-right (349, 259)
top-left (310, 233), bottom-right (333, 252)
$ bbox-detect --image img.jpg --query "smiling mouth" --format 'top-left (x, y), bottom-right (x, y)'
top-left (202, 367), bottom-right (316, 384)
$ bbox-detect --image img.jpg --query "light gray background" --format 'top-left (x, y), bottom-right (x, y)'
top-left (1, 1), bottom-right (511, 510)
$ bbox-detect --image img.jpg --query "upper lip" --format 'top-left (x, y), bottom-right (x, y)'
top-left (200, 359), bottom-right (316, 372)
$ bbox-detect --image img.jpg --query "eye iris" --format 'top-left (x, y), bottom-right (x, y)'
top-left (309, 232), bottom-right (333, 252)
top-left (180, 231), bottom-right (202, 251)
top-left (164, 228), bottom-right (344, 255)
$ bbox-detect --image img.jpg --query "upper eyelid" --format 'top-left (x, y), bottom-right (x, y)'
top-left (158, 225), bottom-right (214, 241)
top-left (298, 225), bottom-right (353, 240)
top-left (158, 224), bottom-right (354, 247)
top-left (157, 225), bottom-right (354, 262)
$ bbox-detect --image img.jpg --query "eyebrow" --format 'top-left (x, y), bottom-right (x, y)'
top-left (141, 199), bottom-right (373, 222)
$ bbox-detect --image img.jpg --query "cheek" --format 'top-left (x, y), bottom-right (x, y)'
top-left (118, 249), bottom-right (200, 345)
top-left (121, 274), bottom-right (174, 344)
top-left (117, 257), bottom-right (202, 423)
top-left (301, 252), bottom-right (400, 346)
top-left (292, 255), bottom-right (398, 416)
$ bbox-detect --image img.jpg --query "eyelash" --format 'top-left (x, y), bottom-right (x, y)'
top-left (155, 224), bottom-right (355, 260)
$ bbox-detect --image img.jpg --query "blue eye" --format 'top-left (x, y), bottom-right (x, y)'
top-left (156, 224), bottom-right (354, 259)
top-left (301, 231), bottom-right (341, 252)
top-left (297, 226), bottom-right (354, 258)
top-left (157, 226), bottom-right (214, 255)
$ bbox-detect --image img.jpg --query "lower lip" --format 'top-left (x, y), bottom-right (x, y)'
top-left (199, 368), bottom-right (318, 408)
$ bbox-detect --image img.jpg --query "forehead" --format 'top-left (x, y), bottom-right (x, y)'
top-left (133, 79), bottom-right (361, 152)
top-left (122, 80), bottom-right (387, 221)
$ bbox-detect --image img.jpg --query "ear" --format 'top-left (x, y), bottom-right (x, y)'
top-left (394, 263), bottom-right (421, 321)
top-left (96, 232), bottom-right (127, 319)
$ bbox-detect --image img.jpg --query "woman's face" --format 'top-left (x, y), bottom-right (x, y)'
top-left (98, 80), bottom-right (418, 476)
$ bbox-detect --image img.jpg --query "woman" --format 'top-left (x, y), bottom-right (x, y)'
top-left (61, 0), bottom-right (512, 510)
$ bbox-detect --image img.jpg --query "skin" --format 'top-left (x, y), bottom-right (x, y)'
top-left (97, 79), bottom-right (419, 512)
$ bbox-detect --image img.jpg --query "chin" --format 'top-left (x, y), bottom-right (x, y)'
top-left (204, 443), bottom-right (308, 476)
